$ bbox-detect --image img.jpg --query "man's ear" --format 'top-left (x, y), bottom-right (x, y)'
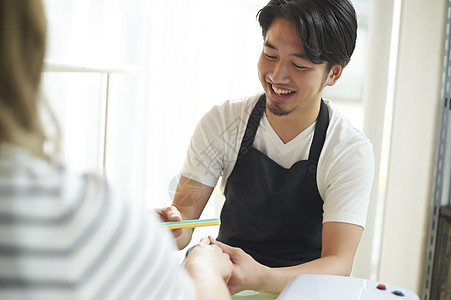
top-left (325, 65), bottom-right (344, 87)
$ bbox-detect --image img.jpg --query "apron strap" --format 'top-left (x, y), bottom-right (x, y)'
top-left (308, 99), bottom-right (329, 163)
top-left (238, 94), bottom-right (266, 156)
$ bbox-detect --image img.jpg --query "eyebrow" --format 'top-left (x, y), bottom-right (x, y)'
top-left (264, 42), bottom-right (310, 61)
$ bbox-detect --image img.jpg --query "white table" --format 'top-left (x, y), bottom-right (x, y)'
top-left (278, 274), bottom-right (420, 300)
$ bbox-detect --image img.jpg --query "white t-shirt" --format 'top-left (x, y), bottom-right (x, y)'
top-left (181, 93), bottom-right (374, 228)
top-left (0, 143), bottom-right (194, 300)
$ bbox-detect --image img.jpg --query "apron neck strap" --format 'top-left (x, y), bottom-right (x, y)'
top-left (238, 94), bottom-right (266, 156)
top-left (308, 99), bottom-right (329, 163)
top-left (238, 94), bottom-right (329, 162)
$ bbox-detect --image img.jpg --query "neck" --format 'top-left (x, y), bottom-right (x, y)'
top-left (265, 100), bottom-right (321, 144)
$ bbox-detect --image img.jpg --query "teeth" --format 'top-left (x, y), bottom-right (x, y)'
top-left (272, 85), bottom-right (293, 95)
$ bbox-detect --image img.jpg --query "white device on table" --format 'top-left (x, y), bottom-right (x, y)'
top-left (277, 274), bottom-right (420, 300)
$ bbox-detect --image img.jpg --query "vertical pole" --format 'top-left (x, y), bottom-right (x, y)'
top-left (422, 3), bottom-right (451, 299)
top-left (103, 72), bottom-right (110, 178)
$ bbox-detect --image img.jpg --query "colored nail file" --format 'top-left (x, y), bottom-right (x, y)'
top-left (162, 218), bottom-right (221, 229)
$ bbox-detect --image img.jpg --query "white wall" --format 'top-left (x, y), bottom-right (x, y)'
top-left (353, 0), bottom-right (397, 281)
top-left (380, 0), bottom-right (446, 293)
top-left (355, 0), bottom-right (447, 295)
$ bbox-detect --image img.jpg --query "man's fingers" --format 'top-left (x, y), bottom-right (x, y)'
top-left (152, 207), bottom-right (183, 238)
top-left (154, 206), bottom-right (182, 222)
top-left (209, 236), bottom-right (236, 254)
top-left (166, 206), bottom-right (182, 221)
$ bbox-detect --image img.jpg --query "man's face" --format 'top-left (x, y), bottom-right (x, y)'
top-left (257, 18), bottom-right (340, 117)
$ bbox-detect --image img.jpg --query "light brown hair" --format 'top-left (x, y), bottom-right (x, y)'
top-left (0, 0), bottom-right (59, 160)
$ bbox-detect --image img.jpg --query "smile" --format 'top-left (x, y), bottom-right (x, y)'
top-left (271, 84), bottom-right (294, 96)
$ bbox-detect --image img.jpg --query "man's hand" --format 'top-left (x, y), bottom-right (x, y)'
top-left (209, 236), bottom-right (270, 295)
top-left (153, 206), bottom-right (183, 238)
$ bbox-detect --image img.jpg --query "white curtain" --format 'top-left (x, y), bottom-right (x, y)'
top-left (42, 0), bottom-right (151, 204)
top-left (41, 0), bottom-right (370, 213)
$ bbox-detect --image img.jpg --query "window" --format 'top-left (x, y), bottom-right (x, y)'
top-left (42, 0), bottom-right (150, 202)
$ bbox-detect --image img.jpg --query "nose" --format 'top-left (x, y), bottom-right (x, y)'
top-left (269, 60), bottom-right (290, 84)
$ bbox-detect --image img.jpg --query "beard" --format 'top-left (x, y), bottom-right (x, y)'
top-left (266, 101), bottom-right (297, 116)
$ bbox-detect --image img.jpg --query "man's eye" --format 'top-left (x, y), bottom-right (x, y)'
top-left (293, 63), bottom-right (307, 70)
top-left (264, 53), bottom-right (277, 60)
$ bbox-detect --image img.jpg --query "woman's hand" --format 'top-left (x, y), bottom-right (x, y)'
top-left (185, 237), bottom-right (233, 282)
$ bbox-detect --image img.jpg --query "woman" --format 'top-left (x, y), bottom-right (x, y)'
top-left (0, 1), bottom-right (231, 299)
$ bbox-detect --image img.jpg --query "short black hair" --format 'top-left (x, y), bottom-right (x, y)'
top-left (257, 0), bottom-right (357, 69)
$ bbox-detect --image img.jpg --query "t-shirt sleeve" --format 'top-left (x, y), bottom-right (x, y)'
top-left (321, 138), bottom-right (375, 228)
top-left (180, 105), bottom-right (226, 187)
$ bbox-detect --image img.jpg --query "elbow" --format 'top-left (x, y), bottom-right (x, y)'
top-left (341, 267), bottom-right (352, 277)
top-left (326, 255), bottom-right (354, 276)
top-left (340, 259), bottom-right (354, 276)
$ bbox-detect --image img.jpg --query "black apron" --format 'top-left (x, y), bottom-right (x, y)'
top-left (217, 94), bottom-right (329, 267)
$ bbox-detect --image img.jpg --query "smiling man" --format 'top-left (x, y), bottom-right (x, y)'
top-left (157, 0), bottom-right (374, 294)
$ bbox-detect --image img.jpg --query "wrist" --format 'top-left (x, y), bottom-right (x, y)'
top-left (250, 264), bottom-right (272, 292)
top-left (256, 266), bottom-right (287, 294)
top-left (176, 228), bottom-right (193, 249)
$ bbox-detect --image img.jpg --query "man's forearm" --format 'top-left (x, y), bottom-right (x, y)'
top-left (257, 255), bottom-right (353, 294)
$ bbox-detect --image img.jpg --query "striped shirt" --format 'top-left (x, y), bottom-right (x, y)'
top-left (0, 143), bottom-right (195, 300)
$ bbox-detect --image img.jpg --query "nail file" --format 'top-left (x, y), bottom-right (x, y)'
top-left (162, 218), bottom-right (221, 229)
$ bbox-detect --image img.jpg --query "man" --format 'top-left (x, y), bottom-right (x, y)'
top-left (158, 0), bottom-right (374, 294)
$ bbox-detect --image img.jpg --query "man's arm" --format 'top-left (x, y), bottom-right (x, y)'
top-left (155, 176), bottom-right (214, 249)
top-left (213, 222), bottom-right (363, 294)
